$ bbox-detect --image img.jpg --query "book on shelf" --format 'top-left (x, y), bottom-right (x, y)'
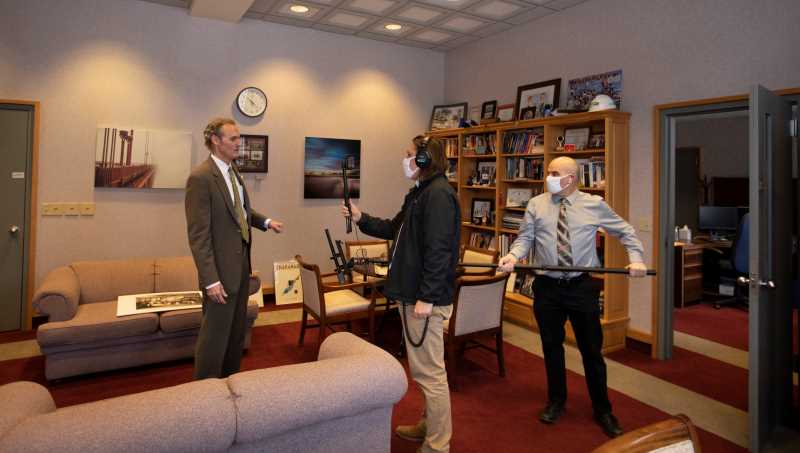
top-left (463, 133), bottom-right (496, 155)
top-left (442, 137), bottom-right (459, 158)
top-left (575, 156), bottom-right (606, 189)
top-left (505, 156), bottom-right (544, 180)
top-left (468, 231), bottom-right (496, 250)
top-left (502, 129), bottom-right (544, 154)
top-left (502, 212), bottom-right (524, 230)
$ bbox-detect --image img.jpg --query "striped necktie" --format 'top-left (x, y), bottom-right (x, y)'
top-left (557, 198), bottom-right (572, 268)
top-left (228, 166), bottom-right (250, 244)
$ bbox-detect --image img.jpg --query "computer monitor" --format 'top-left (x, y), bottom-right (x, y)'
top-left (698, 206), bottom-right (739, 232)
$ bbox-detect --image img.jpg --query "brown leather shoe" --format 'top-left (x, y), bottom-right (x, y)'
top-left (395, 420), bottom-right (426, 443)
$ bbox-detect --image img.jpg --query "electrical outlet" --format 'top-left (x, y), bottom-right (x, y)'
top-left (79, 202), bottom-right (96, 216)
top-left (63, 203), bottom-right (80, 216)
top-left (42, 203), bottom-right (63, 216)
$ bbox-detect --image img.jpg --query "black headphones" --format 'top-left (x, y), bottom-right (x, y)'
top-left (415, 136), bottom-right (432, 169)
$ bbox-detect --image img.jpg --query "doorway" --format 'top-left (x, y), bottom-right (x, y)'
top-left (653, 87), bottom-right (800, 452)
top-left (0, 101), bottom-right (38, 332)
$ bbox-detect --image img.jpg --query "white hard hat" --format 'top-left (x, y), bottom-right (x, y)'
top-left (588, 94), bottom-right (616, 112)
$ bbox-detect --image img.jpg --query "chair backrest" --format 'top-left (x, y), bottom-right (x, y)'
top-left (732, 213), bottom-right (749, 274)
top-left (461, 246), bottom-right (498, 276)
top-left (295, 255), bottom-right (324, 317)
top-left (590, 414), bottom-right (700, 453)
top-left (345, 240), bottom-right (389, 260)
top-left (450, 274), bottom-right (509, 336)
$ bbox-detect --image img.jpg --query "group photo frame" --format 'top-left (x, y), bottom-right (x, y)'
top-left (429, 102), bottom-right (468, 130)
top-left (515, 78), bottom-right (561, 121)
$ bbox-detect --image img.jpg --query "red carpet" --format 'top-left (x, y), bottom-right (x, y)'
top-left (0, 321), bottom-right (745, 453)
top-left (673, 304), bottom-right (748, 351)
top-left (608, 346), bottom-right (748, 411)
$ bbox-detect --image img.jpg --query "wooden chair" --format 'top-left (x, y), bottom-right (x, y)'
top-left (591, 414), bottom-right (701, 453)
top-left (295, 255), bottom-right (376, 350)
top-left (458, 245), bottom-right (499, 277)
top-left (344, 240), bottom-right (390, 284)
top-left (444, 273), bottom-right (510, 389)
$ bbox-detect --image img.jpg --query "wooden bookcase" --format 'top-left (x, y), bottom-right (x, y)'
top-left (429, 110), bottom-right (631, 353)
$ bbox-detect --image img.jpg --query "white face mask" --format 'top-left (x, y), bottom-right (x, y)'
top-left (403, 156), bottom-right (419, 180)
top-left (546, 175), bottom-right (569, 194)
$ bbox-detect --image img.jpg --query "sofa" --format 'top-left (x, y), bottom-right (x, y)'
top-left (0, 332), bottom-right (408, 453)
top-left (32, 256), bottom-right (261, 380)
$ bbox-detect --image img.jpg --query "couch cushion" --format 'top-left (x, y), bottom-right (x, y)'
top-left (159, 299), bottom-right (259, 333)
top-left (70, 259), bottom-right (155, 304)
top-left (0, 382), bottom-right (55, 438)
top-left (37, 301), bottom-right (158, 347)
top-left (154, 256), bottom-right (199, 293)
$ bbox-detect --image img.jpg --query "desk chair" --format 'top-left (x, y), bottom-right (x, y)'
top-left (714, 213), bottom-right (749, 309)
top-left (295, 255), bottom-right (376, 350)
top-left (591, 414), bottom-right (701, 453)
top-left (444, 273), bottom-right (509, 389)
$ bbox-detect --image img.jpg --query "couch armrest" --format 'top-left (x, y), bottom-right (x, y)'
top-left (32, 266), bottom-right (80, 322)
top-left (0, 382), bottom-right (55, 438)
top-left (228, 332), bottom-right (408, 444)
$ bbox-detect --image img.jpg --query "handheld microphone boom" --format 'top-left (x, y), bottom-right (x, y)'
top-left (342, 158), bottom-right (352, 234)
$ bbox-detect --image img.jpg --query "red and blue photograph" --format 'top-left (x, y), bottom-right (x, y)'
top-left (303, 137), bottom-right (361, 199)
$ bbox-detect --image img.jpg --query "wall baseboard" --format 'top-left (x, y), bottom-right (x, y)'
top-left (627, 328), bottom-right (653, 344)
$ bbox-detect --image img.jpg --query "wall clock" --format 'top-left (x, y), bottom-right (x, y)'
top-left (236, 87), bottom-right (267, 117)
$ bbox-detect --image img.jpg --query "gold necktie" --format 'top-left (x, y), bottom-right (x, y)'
top-left (228, 166), bottom-right (249, 243)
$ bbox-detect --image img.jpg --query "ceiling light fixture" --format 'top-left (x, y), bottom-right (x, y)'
top-left (289, 5), bottom-right (310, 13)
top-left (385, 23), bottom-right (402, 31)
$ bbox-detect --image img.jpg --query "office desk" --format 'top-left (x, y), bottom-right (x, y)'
top-left (674, 240), bottom-right (732, 308)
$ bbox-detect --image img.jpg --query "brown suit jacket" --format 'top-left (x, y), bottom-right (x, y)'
top-left (185, 157), bottom-right (268, 292)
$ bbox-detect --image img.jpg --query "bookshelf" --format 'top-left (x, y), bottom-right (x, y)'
top-left (429, 110), bottom-right (631, 353)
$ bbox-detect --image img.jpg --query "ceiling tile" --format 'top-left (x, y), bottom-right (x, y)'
top-left (393, 4), bottom-right (447, 24)
top-left (467, 0), bottom-right (528, 20)
top-left (262, 13), bottom-right (317, 26)
top-left (248, 0), bottom-right (277, 13)
top-left (409, 28), bottom-right (454, 43)
top-left (312, 23), bottom-right (360, 34)
top-left (344, 0), bottom-right (398, 14)
top-left (397, 38), bottom-right (439, 49)
top-left (542, 0), bottom-right (587, 10)
top-left (243, 11), bottom-right (265, 19)
top-left (325, 10), bottom-right (374, 27)
top-left (470, 20), bottom-right (513, 36)
top-left (139, 0), bottom-right (188, 8)
top-left (272, 2), bottom-right (326, 20)
top-left (504, 5), bottom-right (554, 24)
top-left (370, 19), bottom-right (419, 36)
top-left (417, 0), bottom-right (482, 11)
top-left (437, 14), bottom-right (489, 33)
top-left (437, 34), bottom-right (479, 47)
top-left (356, 30), bottom-right (403, 42)
top-left (517, 0), bottom-right (550, 5)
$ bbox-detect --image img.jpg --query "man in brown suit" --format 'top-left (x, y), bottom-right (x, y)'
top-left (186, 118), bottom-right (284, 379)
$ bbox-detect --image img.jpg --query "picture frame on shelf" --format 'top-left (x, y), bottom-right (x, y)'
top-left (506, 187), bottom-right (533, 207)
top-left (469, 105), bottom-right (481, 124)
top-left (481, 100), bottom-right (498, 120)
top-left (589, 133), bottom-right (605, 149)
top-left (471, 198), bottom-right (493, 225)
top-left (496, 103), bottom-right (515, 122)
top-left (429, 102), bottom-right (468, 130)
top-left (477, 161), bottom-right (496, 186)
top-left (515, 78), bottom-right (561, 121)
top-left (564, 127), bottom-right (591, 150)
top-left (236, 134), bottom-right (269, 173)
top-left (566, 69), bottom-right (622, 111)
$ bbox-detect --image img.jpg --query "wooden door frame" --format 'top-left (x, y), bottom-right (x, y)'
top-left (1, 99), bottom-right (39, 330)
top-left (651, 88), bottom-right (800, 359)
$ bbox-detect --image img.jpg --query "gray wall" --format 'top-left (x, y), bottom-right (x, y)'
top-left (444, 0), bottom-right (800, 334)
top-left (0, 0), bottom-right (444, 288)
top-left (677, 116), bottom-right (749, 180)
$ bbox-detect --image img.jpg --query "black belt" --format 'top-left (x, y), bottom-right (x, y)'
top-left (539, 273), bottom-right (588, 286)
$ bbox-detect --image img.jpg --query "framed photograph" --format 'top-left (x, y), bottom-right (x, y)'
top-left (116, 291), bottom-right (202, 316)
top-left (469, 106), bottom-right (481, 124)
top-left (567, 69), bottom-right (622, 111)
top-left (515, 78), bottom-right (561, 121)
top-left (506, 187), bottom-right (533, 207)
top-left (477, 161), bottom-right (496, 186)
top-left (564, 127), bottom-right (591, 150)
top-left (497, 103), bottom-right (515, 122)
top-left (430, 102), bottom-right (468, 130)
top-left (236, 134), bottom-right (268, 173)
top-left (481, 100), bottom-right (498, 120)
top-left (589, 133), bottom-right (605, 149)
top-left (471, 198), bottom-right (493, 225)
top-left (304, 137), bottom-right (360, 199)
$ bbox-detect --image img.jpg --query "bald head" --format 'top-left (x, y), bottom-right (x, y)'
top-left (547, 156), bottom-right (579, 195)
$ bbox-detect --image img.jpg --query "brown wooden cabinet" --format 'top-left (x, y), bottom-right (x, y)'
top-left (674, 242), bottom-right (704, 308)
top-left (429, 110), bottom-right (631, 354)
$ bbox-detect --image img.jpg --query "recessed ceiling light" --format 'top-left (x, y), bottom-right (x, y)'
top-left (289, 5), bottom-right (310, 13)
top-left (385, 23), bottom-right (402, 31)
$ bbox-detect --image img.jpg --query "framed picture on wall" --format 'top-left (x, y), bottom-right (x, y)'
top-left (515, 78), bottom-right (561, 120)
top-left (496, 103), bottom-right (515, 122)
top-left (236, 134), bottom-right (268, 173)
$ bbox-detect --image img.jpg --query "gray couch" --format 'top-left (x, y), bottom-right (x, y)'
top-left (32, 256), bottom-right (260, 380)
top-left (0, 333), bottom-right (407, 453)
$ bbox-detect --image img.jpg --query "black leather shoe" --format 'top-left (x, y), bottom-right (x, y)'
top-left (594, 412), bottom-right (623, 438)
top-left (538, 402), bottom-right (565, 424)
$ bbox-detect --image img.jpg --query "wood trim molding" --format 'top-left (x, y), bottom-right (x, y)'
top-left (627, 327), bottom-right (653, 345)
top-left (1, 99), bottom-right (39, 330)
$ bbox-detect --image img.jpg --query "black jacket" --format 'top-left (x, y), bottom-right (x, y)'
top-left (357, 173), bottom-right (460, 306)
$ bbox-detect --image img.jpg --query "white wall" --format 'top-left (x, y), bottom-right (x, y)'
top-left (0, 0), bottom-right (444, 288)
top-left (444, 0), bottom-right (800, 334)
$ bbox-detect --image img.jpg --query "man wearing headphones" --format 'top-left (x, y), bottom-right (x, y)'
top-left (342, 135), bottom-right (460, 453)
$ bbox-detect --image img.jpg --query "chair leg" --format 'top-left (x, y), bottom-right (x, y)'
top-left (298, 310), bottom-right (308, 346)
top-left (496, 331), bottom-right (506, 378)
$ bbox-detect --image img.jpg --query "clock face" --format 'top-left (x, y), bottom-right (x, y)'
top-left (237, 87), bottom-right (267, 117)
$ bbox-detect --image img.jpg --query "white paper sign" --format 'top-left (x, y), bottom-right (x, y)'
top-left (11, 172), bottom-right (24, 179)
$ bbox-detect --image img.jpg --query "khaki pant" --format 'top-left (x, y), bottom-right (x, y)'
top-left (401, 303), bottom-right (453, 453)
